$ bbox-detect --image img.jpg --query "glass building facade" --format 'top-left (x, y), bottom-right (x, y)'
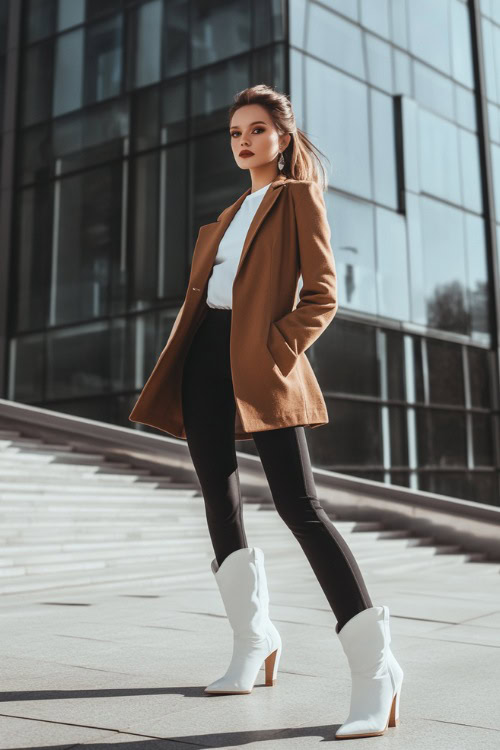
top-left (0, 0), bottom-right (499, 505)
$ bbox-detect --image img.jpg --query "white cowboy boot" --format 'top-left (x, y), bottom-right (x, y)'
top-left (204, 547), bottom-right (282, 695)
top-left (335, 605), bottom-right (404, 739)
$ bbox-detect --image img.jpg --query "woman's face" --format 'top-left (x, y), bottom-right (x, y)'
top-left (229, 104), bottom-right (288, 172)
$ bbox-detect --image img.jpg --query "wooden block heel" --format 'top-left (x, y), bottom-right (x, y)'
top-left (264, 647), bottom-right (279, 686)
top-left (388, 687), bottom-right (401, 728)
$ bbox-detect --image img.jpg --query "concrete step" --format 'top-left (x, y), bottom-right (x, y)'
top-left (0, 546), bottom-right (214, 576)
top-left (0, 559), bottom-right (213, 595)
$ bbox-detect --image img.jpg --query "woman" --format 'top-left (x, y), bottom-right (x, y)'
top-left (129, 85), bottom-right (404, 739)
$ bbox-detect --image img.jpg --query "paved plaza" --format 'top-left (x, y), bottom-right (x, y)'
top-left (1, 501), bottom-right (499, 749)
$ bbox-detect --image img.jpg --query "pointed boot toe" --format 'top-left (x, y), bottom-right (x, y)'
top-left (204, 547), bottom-right (282, 695)
top-left (335, 605), bottom-right (404, 739)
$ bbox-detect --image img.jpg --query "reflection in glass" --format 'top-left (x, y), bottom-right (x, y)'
top-left (57, 0), bottom-right (84, 32)
top-left (407, 0), bottom-right (451, 75)
top-left (414, 61), bottom-right (454, 120)
top-left (53, 98), bottom-right (129, 173)
top-left (464, 213), bottom-right (490, 340)
top-left (365, 33), bottom-right (392, 92)
top-left (53, 30), bottom-right (83, 117)
top-left (419, 109), bottom-right (461, 204)
top-left (84, 14), bottom-right (123, 104)
top-left (191, 56), bottom-right (248, 135)
top-left (375, 206), bottom-right (409, 320)
top-left (455, 85), bottom-right (476, 131)
top-left (450, 0), bottom-right (474, 88)
top-left (53, 165), bottom-right (122, 326)
top-left (162, 0), bottom-right (189, 78)
top-left (360, 0), bottom-right (390, 39)
top-left (420, 196), bottom-right (468, 334)
top-left (393, 50), bottom-right (412, 96)
top-left (491, 142), bottom-right (500, 220)
top-left (327, 192), bottom-right (376, 313)
top-left (110, 312), bottom-right (156, 393)
top-left (371, 89), bottom-right (398, 208)
top-left (191, 0), bottom-right (251, 70)
top-left (133, 0), bottom-right (162, 89)
top-left (459, 129), bottom-right (482, 213)
top-left (308, 57), bottom-right (371, 199)
top-left (307, 3), bottom-right (364, 78)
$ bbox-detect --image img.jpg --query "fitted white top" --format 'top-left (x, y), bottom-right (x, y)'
top-left (206, 181), bottom-right (272, 309)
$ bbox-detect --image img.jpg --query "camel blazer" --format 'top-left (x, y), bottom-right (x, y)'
top-left (128, 173), bottom-right (338, 440)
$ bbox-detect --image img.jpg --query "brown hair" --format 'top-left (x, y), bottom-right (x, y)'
top-left (228, 84), bottom-right (331, 191)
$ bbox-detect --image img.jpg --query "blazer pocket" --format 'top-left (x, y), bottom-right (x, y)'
top-left (267, 321), bottom-right (298, 377)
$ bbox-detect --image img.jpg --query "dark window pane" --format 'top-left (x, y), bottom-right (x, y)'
top-left (416, 408), bottom-right (467, 466)
top-left (419, 470), bottom-right (498, 505)
top-left (419, 472), bottom-right (469, 500)
top-left (46, 323), bottom-right (111, 399)
top-left (386, 331), bottom-right (405, 401)
top-left (110, 313), bottom-right (156, 393)
top-left (131, 0), bottom-right (162, 89)
top-left (413, 337), bottom-right (425, 403)
top-left (162, 0), bottom-right (189, 78)
top-left (22, 40), bottom-right (54, 126)
top-left (310, 399), bottom-right (382, 469)
top-left (130, 152), bottom-right (160, 307)
top-left (254, 0), bottom-right (285, 44)
top-left (53, 98), bottom-right (129, 173)
top-left (25, 0), bottom-right (56, 42)
top-left (316, 318), bottom-right (379, 397)
top-left (86, 0), bottom-right (122, 22)
top-left (390, 472), bottom-right (411, 488)
top-left (191, 56), bottom-right (249, 136)
top-left (20, 122), bottom-right (52, 185)
top-left (15, 186), bottom-right (53, 331)
top-left (191, 130), bottom-right (246, 228)
top-left (390, 406), bottom-right (408, 467)
top-left (427, 339), bottom-right (465, 406)
top-left (468, 346), bottom-right (492, 408)
top-left (10, 335), bottom-right (45, 403)
top-left (472, 413), bottom-right (494, 466)
top-left (161, 145), bottom-right (188, 298)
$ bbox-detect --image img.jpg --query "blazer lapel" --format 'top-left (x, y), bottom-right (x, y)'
top-left (193, 175), bottom-right (287, 293)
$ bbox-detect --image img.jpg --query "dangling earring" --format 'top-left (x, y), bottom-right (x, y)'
top-left (278, 150), bottom-right (285, 171)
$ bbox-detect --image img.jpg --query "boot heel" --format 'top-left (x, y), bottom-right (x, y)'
top-left (388, 686), bottom-right (401, 727)
top-left (264, 646), bottom-right (280, 686)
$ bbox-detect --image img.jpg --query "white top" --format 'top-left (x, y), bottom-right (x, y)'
top-left (206, 181), bottom-right (272, 309)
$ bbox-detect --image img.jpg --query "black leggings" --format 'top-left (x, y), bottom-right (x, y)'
top-left (181, 304), bottom-right (372, 631)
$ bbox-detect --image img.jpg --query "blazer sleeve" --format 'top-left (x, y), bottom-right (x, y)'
top-left (267, 179), bottom-right (338, 377)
